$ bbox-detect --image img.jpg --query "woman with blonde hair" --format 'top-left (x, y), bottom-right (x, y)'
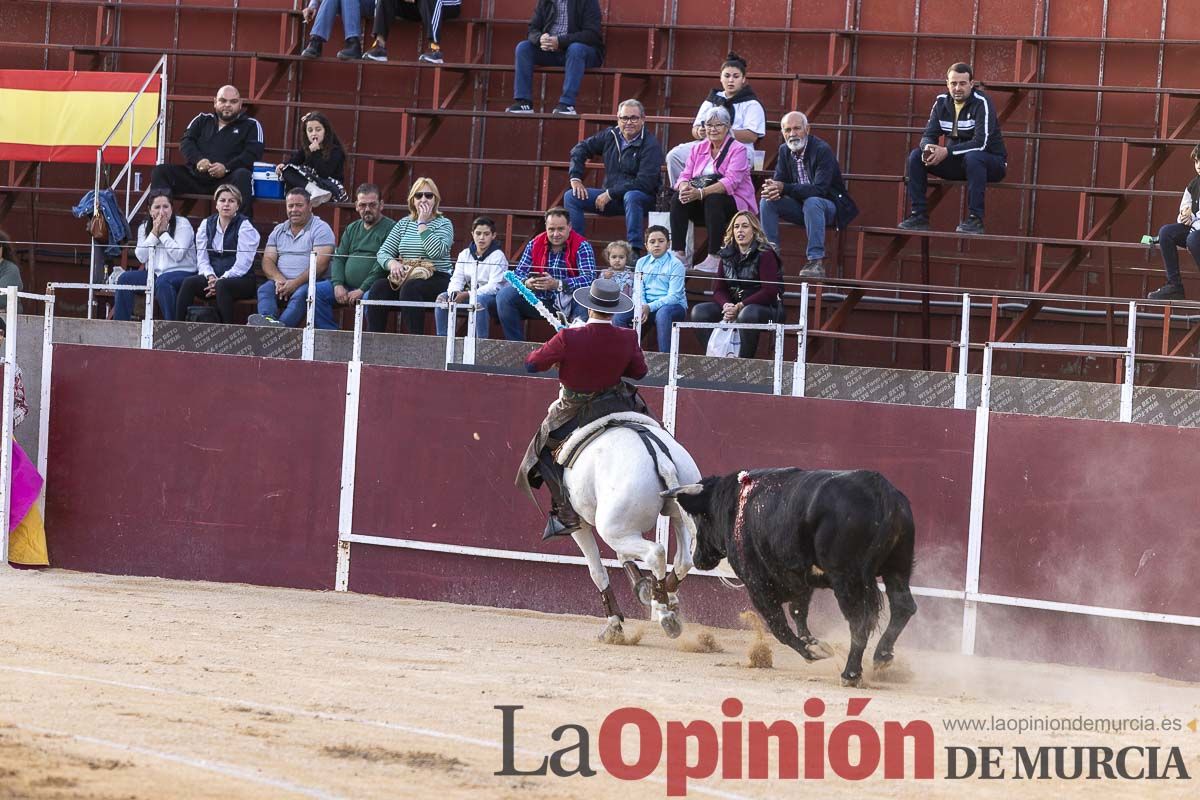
top-left (688, 210), bottom-right (784, 359)
top-left (367, 178), bottom-right (455, 333)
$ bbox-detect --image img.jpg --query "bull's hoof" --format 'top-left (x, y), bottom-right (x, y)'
top-left (634, 579), bottom-right (653, 607)
top-left (659, 611), bottom-right (683, 639)
top-left (840, 672), bottom-right (864, 688)
top-left (800, 639), bottom-right (833, 661)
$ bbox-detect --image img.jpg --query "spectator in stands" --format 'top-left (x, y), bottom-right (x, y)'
top-left (363, 0), bottom-right (461, 63)
top-left (367, 178), bottom-right (454, 334)
top-left (249, 188), bottom-right (337, 328)
top-left (275, 112), bottom-right (348, 207)
top-left (114, 190), bottom-right (197, 322)
top-left (1147, 145), bottom-right (1200, 300)
top-left (601, 239), bottom-right (635, 315)
top-left (564, 99), bottom-right (662, 256)
top-left (434, 215), bottom-right (508, 337)
top-left (624, 225), bottom-right (687, 353)
top-left (898, 63), bottom-right (1006, 235)
top-left (150, 86), bottom-right (263, 215)
top-left (759, 111), bottom-right (858, 279)
top-left (665, 52), bottom-right (766, 188)
top-left (331, 183), bottom-right (395, 313)
top-left (302, 0), bottom-right (376, 60)
top-left (690, 211), bottom-right (783, 359)
top-left (671, 106), bottom-right (756, 274)
top-left (495, 206), bottom-right (596, 340)
top-left (0, 231), bottom-right (22, 292)
top-left (506, 0), bottom-right (604, 116)
top-left (175, 185), bottom-right (261, 323)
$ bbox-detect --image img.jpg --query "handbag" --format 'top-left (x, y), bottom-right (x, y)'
top-left (706, 326), bottom-right (741, 358)
top-left (388, 258), bottom-right (435, 290)
top-left (186, 305), bottom-right (221, 324)
top-left (86, 209), bottom-right (109, 242)
top-left (687, 138), bottom-right (736, 191)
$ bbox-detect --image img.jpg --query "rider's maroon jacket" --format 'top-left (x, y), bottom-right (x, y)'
top-left (525, 320), bottom-right (647, 393)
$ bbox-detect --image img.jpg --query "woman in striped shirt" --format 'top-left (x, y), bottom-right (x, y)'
top-left (367, 177), bottom-right (455, 333)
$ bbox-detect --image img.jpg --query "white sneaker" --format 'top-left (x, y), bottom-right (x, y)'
top-left (694, 254), bottom-right (721, 274)
top-left (306, 182), bottom-right (333, 207)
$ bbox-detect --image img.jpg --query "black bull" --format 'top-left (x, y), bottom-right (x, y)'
top-left (663, 468), bottom-right (917, 686)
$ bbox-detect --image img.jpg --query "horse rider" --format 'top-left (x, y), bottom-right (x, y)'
top-left (517, 277), bottom-right (650, 539)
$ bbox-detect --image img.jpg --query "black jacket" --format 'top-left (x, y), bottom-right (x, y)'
top-left (770, 134), bottom-right (858, 229)
top-left (569, 128), bottom-right (663, 200)
top-left (919, 89), bottom-right (1006, 159)
top-left (286, 144), bottom-right (346, 183)
top-left (527, 0), bottom-right (605, 63)
top-left (179, 111), bottom-right (265, 174)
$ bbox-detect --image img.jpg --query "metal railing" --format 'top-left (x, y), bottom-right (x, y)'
top-left (89, 55), bottom-right (168, 290)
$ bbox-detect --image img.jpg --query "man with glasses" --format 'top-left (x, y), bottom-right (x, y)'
top-left (563, 99), bottom-right (663, 258)
top-left (329, 183), bottom-right (395, 314)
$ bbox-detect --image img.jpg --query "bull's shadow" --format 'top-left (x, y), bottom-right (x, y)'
top-left (663, 467), bottom-right (917, 686)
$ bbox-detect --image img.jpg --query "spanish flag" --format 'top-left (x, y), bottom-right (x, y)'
top-left (0, 70), bottom-right (161, 165)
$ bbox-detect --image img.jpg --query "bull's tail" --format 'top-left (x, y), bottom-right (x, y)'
top-left (859, 559), bottom-right (885, 633)
top-left (859, 484), bottom-right (915, 632)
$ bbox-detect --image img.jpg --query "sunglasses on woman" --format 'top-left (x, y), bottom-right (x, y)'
top-left (413, 191), bottom-right (436, 199)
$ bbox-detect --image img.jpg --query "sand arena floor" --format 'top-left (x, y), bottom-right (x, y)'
top-left (0, 568), bottom-right (1196, 799)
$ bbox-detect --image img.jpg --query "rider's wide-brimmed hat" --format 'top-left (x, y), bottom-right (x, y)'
top-left (572, 277), bottom-right (635, 314)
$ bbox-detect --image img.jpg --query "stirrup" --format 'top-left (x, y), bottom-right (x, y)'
top-left (542, 513), bottom-right (580, 540)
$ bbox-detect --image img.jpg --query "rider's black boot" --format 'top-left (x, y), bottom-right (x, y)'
top-left (537, 448), bottom-right (581, 540)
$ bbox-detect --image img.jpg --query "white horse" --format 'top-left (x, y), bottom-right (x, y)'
top-left (558, 412), bottom-right (702, 641)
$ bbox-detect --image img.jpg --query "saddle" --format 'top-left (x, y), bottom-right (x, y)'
top-left (556, 412), bottom-right (674, 491)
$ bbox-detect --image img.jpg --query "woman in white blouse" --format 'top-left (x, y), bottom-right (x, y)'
top-left (113, 189), bottom-right (197, 321)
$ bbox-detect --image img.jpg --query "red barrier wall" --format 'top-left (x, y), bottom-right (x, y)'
top-left (975, 412), bottom-right (1200, 676)
top-left (44, 345), bottom-right (346, 590)
top-left (37, 347), bottom-right (1199, 678)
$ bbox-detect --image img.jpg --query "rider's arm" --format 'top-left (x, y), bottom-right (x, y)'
top-left (624, 335), bottom-right (648, 380)
top-left (525, 329), bottom-right (566, 373)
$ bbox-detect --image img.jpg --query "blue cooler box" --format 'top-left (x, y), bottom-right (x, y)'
top-left (252, 162), bottom-right (284, 199)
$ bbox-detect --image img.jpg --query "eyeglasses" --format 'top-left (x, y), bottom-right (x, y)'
top-left (413, 191), bottom-right (436, 199)
top-left (617, 115), bottom-right (643, 123)
top-left (704, 121), bottom-right (729, 129)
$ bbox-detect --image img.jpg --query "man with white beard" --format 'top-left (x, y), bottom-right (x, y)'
top-left (758, 111), bottom-right (858, 278)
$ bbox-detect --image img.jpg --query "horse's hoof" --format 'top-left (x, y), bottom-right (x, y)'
top-left (840, 673), bottom-right (863, 688)
top-left (873, 653), bottom-right (895, 671)
top-left (667, 592), bottom-right (680, 614)
top-left (598, 621), bottom-right (624, 644)
top-left (634, 579), bottom-right (653, 607)
top-left (659, 612), bottom-right (683, 639)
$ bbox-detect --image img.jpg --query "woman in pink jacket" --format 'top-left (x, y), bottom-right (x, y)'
top-left (670, 105), bottom-right (758, 273)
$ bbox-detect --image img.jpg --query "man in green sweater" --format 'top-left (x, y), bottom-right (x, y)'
top-left (331, 183), bottom-right (396, 312)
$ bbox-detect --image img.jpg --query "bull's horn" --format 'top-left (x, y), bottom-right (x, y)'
top-left (661, 483), bottom-right (704, 498)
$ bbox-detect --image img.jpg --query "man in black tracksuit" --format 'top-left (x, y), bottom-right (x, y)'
top-left (564, 99), bottom-right (663, 253)
top-left (150, 85), bottom-right (264, 215)
top-left (898, 63), bottom-right (1006, 235)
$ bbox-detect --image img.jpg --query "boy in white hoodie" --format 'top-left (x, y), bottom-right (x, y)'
top-left (435, 216), bottom-right (510, 337)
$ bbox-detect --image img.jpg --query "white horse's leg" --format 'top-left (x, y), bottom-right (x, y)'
top-left (573, 525), bottom-right (624, 639)
top-left (661, 504), bottom-right (696, 615)
top-left (605, 530), bottom-right (681, 639)
top-left (572, 524), bottom-right (608, 592)
top-left (668, 503), bottom-right (696, 581)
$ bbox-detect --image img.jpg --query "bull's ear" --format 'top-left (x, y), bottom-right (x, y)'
top-left (661, 483), bottom-right (705, 499)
